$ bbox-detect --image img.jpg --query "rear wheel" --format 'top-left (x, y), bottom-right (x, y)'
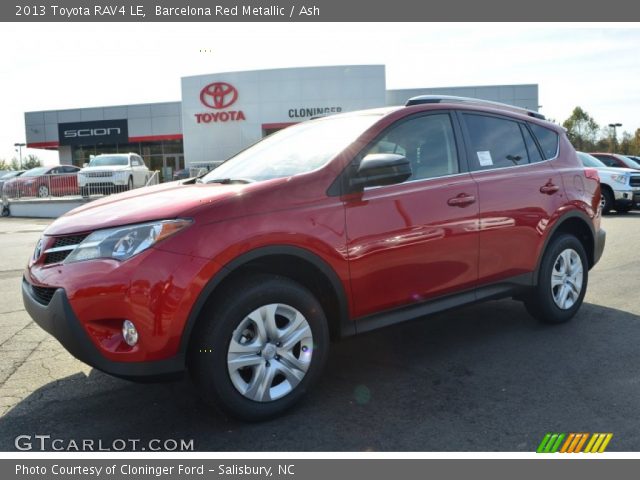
top-left (189, 275), bottom-right (329, 421)
top-left (524, 234), bottom-right (588, 324)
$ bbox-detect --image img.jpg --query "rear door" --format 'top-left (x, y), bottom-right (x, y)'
top-left (343, 111), bottom-right (480, 318)
top-left (458, 112), bottom-right (564, 285)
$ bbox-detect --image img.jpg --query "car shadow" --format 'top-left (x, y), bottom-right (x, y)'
top-left (1, 299), bottom-right (639, 452)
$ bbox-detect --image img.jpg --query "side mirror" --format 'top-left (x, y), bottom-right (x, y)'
top-left (83, 163), bottom-right (88, 168)
top-left (349, 153), bottom-right (412, 191)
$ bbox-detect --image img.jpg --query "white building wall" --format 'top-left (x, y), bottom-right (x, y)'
top-left (386, 84), bottom-right (539, 111)
top-left (181, 65), bottom-right (386, 165)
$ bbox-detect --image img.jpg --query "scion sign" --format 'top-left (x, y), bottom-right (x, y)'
top-left (58, 119), bottom-right (128, 146)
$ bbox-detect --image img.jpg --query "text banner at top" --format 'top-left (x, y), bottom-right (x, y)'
top-left (4, 0), bottom-right (640, 21)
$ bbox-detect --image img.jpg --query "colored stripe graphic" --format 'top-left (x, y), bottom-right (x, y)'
top-left (537, 433), bottom-right (565, 453)
top-left (537, 433), bottom-right (613, 453)
top-left (584, 433), bottom-right (613, 453)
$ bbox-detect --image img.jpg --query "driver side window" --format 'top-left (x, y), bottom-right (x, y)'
top-left (363, 113), bottom-right (460, 182)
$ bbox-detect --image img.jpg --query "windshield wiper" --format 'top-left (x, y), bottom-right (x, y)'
top-left (204, 178), bottom-right (254, 185)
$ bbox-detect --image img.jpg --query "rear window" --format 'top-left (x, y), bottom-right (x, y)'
top-left (529, 124), bottom-right (559, 159)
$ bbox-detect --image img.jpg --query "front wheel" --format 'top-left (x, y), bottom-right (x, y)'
top-left (524, 234), bottom-right (588, 324)
top-left (189, 275), bottom-right (329, 421)
top-left (37, 184), bottom-right (49, 198)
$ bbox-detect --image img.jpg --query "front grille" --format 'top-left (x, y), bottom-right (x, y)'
top-left (84, 171), bottom-right (113, 178)
top-left (30, 284), bottom-right (57, 305)
top-left (43, 234), bottom-right (88, 265)
top-left (630, 176), bottom-right (640, 187)
top-left (52, 235), bottom-right (87, 248)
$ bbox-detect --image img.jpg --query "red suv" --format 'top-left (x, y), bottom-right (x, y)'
top-left (23, 97), bottom-right (605, 420)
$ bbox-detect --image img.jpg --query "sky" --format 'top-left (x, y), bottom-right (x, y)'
top-left (0, 23), bottom-right (638, 165)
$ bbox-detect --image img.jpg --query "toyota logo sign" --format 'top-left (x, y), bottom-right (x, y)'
top-left (200, 82), bottom-right (238, 109)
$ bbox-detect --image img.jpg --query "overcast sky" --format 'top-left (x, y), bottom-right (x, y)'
top-left (0, 23), bottom-right (638, 165)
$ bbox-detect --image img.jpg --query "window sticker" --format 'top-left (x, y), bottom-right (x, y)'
top-left (477, 150), bottom-right (493, 166)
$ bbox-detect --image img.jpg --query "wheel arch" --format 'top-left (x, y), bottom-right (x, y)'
top-left (535, 211), bottom-right (596, 279)
top-left (179, 245), bottom-right (352, 358)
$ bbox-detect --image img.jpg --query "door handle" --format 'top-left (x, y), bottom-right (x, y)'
top-left (447, 193), bottom-right (476, 207)
top-left (539, 183), bottom-right (560, 195)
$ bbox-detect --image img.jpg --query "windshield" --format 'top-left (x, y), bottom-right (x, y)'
top-left (89, 156), bottom-right (129, 167)
top-left (22, 167), bottom-right (48, 177)
top-left (201, 114), bottom-right (383, 183)
top-left (577, 152), bottom-right (606, 168)
top-left (619, 155), bottom-right (640, 169)
top-left (1, 172), bottom-right (20, 179)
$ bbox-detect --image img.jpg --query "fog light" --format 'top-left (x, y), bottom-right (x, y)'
top-left (122, 320), bottom-right (138, 346)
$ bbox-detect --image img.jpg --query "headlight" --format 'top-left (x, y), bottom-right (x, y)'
top-left (610, 174), bottom-right (628, 185)
top-left (64, 219), bottom-right (192, 264)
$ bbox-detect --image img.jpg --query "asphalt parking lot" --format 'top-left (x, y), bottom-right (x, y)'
top-left (0, 213), bottom-right (639, 452)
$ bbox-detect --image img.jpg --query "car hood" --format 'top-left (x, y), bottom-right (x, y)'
top-left (44, 180), bottom-right (247, 236)
top-left (81, 165), bottom-right (130, 172)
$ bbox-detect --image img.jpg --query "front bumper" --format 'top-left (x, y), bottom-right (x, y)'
top-left (22, 278), bottom-right (185, 380)
top-left (614, 189), bottom-right (640, 209)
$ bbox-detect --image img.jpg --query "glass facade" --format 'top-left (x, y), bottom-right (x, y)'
top-left (71, 140), bottom-right (185, 175)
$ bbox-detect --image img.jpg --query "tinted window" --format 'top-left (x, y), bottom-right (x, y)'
top-left (463, 114), bottom-right (529, 170)
top-left (529, 123), bottom-right (559, 159)
top-left (363, 113), bottom-right (459, 181)
top-left (592, 154), bottom-right (617, 167)
top-left (577, 152), bottom-right (606, 168)
top-left (520, 125), bottom-right (543, 163)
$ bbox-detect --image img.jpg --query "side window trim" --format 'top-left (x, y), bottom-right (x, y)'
top-left (519, 123), bottom-right (544, 163)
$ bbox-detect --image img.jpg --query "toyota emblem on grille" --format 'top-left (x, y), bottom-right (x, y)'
top-left (33, 238), bottom-right (43, 261)
top-left (199, 82), bottom-right (238, 109)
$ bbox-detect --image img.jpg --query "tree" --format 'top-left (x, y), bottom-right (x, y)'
top-left (0, 159), bottom-right (10, 171)
top-left (562, 107), bottom-right (600, 151)
top-left (619, 131), bottom-right (632, 155)
top-left (22, 154), bottom-right (42, 170)
top-left (10, 158), bottom-right (20, 170)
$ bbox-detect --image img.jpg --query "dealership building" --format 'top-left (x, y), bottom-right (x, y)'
top-left (24, 65), bottom-right (539, 175)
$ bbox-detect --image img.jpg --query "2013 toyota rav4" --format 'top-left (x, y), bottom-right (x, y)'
top-left (23, 97), bottom-right (605, 420)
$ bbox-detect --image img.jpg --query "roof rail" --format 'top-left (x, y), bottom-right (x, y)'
top-left (405, 95), bottom-right (545, 120)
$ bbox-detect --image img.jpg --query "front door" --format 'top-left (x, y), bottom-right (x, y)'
top-left (344, 112), bottom-right (479, 318)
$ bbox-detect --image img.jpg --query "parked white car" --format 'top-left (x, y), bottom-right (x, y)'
top-left (577, 151), bottom-right (640, 214)
top-left (78, 153), bottom-right (149, 196)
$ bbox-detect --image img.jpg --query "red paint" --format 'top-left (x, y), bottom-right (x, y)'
top-left (262, 122), bottom-right (298, 130)
top-left (24, 102), bottom-right (603, 370)
top-left (128, 134), bottom-right (183, 143)
top-left (27, 141), bottom-right (59, 149)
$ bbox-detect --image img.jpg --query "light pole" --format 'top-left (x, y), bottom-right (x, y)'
top-left (608, 123), bottom-right (622, 153)
top-left (13, 143), bottom-right (25, 169)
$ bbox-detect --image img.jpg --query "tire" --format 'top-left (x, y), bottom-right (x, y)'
top-left (601, 188), bottom-right (613, 215)
top-left (189, 274), bottom-right (330, 421)
top-left (127, 176), bottom-right (133, 191)
top-left (37, 184), bottom-right (49, 198)
top-left (80, 186), bottom-right (89, 198)
top-left (524, 234), bottom-right (588, 324)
